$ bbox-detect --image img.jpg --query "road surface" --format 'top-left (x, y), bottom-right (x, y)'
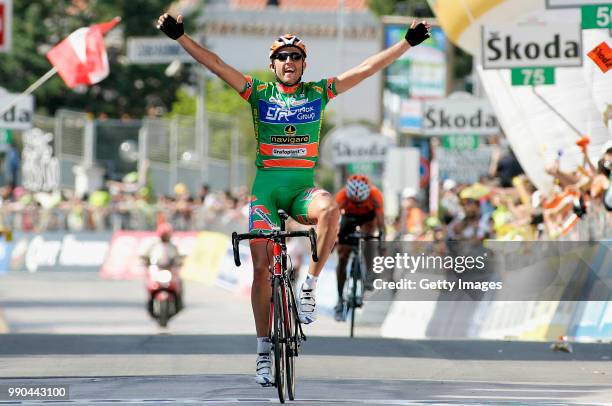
top-left (1, 272), bottom-right (611, 405)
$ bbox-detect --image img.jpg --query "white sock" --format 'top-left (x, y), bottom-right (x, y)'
top-left (257, 337), bottom-right (271, 354)
top-left (303, 273), bottom-right (318, 291)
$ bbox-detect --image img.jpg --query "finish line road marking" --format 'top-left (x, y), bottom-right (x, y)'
top-left (0, 398), bottom-right (608, 405)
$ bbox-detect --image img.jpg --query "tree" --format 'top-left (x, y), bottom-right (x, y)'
top-left (167, 69), bottom-right (274, 161)
top-left (0, 0), bottom-right (192, 118)
top-left (368, 0), bottom-right (434, 17)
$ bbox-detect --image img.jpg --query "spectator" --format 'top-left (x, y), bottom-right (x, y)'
top-left (197, 184), bottom-right (210, 205)
top-left (490, 148), bottom-right (524, 188)
top-left (398, 187), bottom-right (426, 240)
top-left (440, 179), bottom-right (460, 225)
top-left (593, 142), bottom-right (612, 211)
top-left (4, 141), bottom-right (20, 189)
top-left (448, 186), bottom-right (492, 242)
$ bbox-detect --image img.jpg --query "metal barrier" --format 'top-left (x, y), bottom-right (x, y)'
top-left (0, 203), bottom-right (249, 235)
top-left (13, 111), bottom-right (252, 195)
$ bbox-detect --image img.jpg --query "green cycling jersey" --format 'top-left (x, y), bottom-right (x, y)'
top-left (238, 76), bottom-right (338, 233)
top-left (240, 75), bottom-right (337, 171)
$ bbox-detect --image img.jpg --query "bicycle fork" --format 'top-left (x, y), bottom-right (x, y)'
top-left (268, 243), bottom-right (306, 356)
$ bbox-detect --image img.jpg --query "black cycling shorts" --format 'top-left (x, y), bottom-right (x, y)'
top-left (338, 212), bottom-right (376, 245)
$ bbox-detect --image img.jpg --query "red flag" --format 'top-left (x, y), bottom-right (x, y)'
top-left (46, 17), bottom-right (121, 88)
top-left (587, 41), bottom-right (612, 74)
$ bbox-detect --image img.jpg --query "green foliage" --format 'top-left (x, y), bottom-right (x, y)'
top-left (368, 0), bottom-right (433, 17)
top-left (454, 47), bottom-right (473, 85)
top-left (368, 0), bottom-right (396, 16)
top-left (314, 166), bottom-right (337, 192)
top-left (167, 69), bottom-right (274, 161)
top-left (168, 88), bottom-right (197, 117)
top-left (0, 0), bottom-right (192, 117)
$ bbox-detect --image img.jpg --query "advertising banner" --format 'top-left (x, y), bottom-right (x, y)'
top-left (7, 232), bottom-right (112, 273)
top-left (482, 21), bottom-right (583, 69)
top-left (437, 146), bottom-right (495, 184)
top-left (126, 36), bottom-right (198, 64)
top-left (0, 239), bottom-right (11, 274)
top-left (384, 24), bottom-right (448, 98)
top-left (422, 99), bottom-right (500, 136)
top-left (0, 94), bottom-right (33, 130)
top-left (546, 0), bottom-right (611, 8)
top-left (181, 231), bottom-right (231, 286)
top-left (382, 22), bottom-right (448, 133)
top-left (100, 231), bottom-right (198, 279)
top-left (377, 240), bottom-right (612, 340)
top-left (328, 132), bottom-right (389, 164)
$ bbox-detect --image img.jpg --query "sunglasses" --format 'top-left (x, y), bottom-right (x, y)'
top-left (273, 52), bottom-right (303, 61)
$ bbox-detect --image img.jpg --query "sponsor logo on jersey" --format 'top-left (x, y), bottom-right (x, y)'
top-left (270, 135), bottom-right (310, 144)
top-left (268, 96), bottom-right (286, 107)
top-left (312, 86), bottom-right (323, 94)
top-left (267, 96), bottom-right (307, 108)
top-left (250, 201), bottom-right (276, 231)
top-left (257, 84), bottom-right (267, 91)
top-left (284, 125), bottom-right (296, 135)
top-left (272, 147), bottom-right (308, 157)
top-left (290, 98), bottom-right (307, 107)
top-left (259, 99), bottom-right (321, 124)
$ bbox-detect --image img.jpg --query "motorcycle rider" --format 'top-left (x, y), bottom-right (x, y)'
top-left (143, 222), bottom-right (184, 315)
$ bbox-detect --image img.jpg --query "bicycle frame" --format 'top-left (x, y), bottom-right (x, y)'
top-left (268, 236), bottom-right (304, 346)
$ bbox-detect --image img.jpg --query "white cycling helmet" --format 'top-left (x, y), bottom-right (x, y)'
top-left (346, 174), bottom-right (371, 202)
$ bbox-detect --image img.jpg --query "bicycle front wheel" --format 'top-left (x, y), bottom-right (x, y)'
top-left (285, 281), bottom-right (297, 400)
top-left (273, 278), bottom-right (287, 403)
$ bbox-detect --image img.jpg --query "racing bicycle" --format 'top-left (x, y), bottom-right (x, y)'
top-left (342, 231), bottom-right (381, 338)
top-left (232, 210), bottom-right (318, 403)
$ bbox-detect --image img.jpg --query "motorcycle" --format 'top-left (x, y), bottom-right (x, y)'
top-left (143, 249), bottom-right (184, 328)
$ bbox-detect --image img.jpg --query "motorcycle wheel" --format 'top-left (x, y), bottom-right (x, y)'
top-left (158, 300), bottom-right (169, 328)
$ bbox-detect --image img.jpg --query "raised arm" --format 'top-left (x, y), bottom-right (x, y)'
top-left (335, 20), bottom-right (431, 95)
top-left (157, 14), bottom-right (246, 93)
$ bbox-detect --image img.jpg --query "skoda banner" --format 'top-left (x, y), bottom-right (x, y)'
top-left (0, 93), bottom-right (33, 130)
top-left (422, 98), bottom-right (500, 136)
top-left (320, 124), bottom-right (390, 166)
top-left (482, 20), bottom-right (583, 69)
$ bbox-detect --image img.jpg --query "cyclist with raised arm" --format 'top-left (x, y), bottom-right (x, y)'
top-left (334, 174), bottom-right (385, 321)
top-left (157, 12), bottom-right (430, 386)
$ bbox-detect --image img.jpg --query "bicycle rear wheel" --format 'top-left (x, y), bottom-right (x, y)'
top-left (273, 278), bottom-right (286, 403)
top-left (349, 287), bottom-right (357, 337)
top-left (285, 282), bottom-right (296, 400)
top-left (349, 257), bottom-right (360, 338)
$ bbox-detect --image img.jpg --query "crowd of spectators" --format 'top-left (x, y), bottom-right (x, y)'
top-left (1, 139), bottom-right (610, 242)
top-left (392, 139), bottom-right (612, 243)
top-left (0, 178), bottom-right (250, 235)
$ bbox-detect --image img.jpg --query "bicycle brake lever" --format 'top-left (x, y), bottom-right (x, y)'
top-left (309, 228), bottom-right (319, 262)
top-left (231, 232), bottom-right (241, 266)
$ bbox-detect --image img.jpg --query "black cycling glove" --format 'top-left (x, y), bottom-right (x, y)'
top-left (405, 23), bottom-right (430, 46)
top-left (158, 15), bottom-right (184, 40)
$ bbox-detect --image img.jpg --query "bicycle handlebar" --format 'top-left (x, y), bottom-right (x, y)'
top-left (345, 232), bottom-right (383, 241)
top-left (232, 228), bottom-right (318, 267)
